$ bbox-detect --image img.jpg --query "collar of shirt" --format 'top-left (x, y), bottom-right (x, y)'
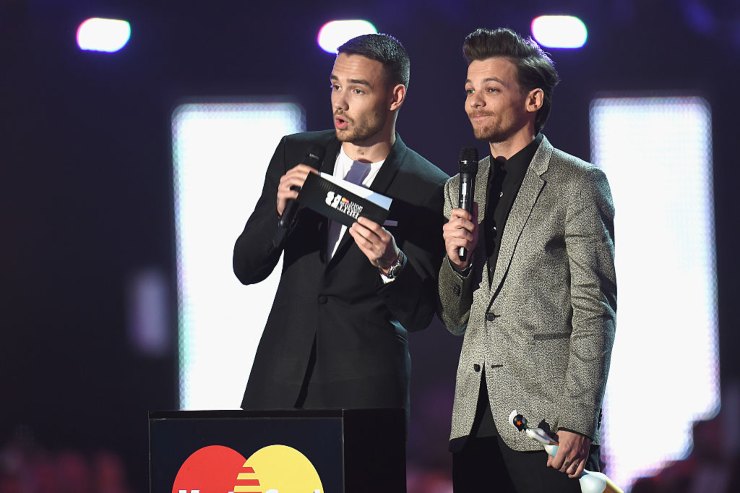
top-left (491, 132), bottom-right (543, 186)
top-left (332, 146), bottom-right (385, 187)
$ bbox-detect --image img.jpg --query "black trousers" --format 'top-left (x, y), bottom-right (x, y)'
top-left (452, 435), bottom-right (601, 493)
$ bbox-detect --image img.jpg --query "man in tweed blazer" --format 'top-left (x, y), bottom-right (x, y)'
top-left (438, 28), bottom-right (617, 492)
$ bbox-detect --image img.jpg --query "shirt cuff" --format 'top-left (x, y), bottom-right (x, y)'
top-left (448, 256), bottom-right (472, 278)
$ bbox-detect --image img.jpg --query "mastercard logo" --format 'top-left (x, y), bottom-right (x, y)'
top-left (172, 444), bottom-right (323, 493)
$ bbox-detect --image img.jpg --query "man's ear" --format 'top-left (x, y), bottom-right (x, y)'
top-left (525, 88), bottom-right (544, 114)
top-left (389, 84), bottom-right (406, 111)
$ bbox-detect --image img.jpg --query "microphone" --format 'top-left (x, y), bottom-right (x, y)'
top-left (273, 144), bottom-right (325, 247)
top-left (458, 147), bottom-right (479, 261)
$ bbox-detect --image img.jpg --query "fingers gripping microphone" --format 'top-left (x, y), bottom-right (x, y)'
top-left (273, 144), bottom-right (325, 247)
top-left (458, 147), bottom-right (479, 261)
top-left (277, 145), bottom-right (325, 230)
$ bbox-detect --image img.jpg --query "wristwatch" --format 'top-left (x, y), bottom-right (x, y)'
top-left (384, 250), bottom-right (406, 280)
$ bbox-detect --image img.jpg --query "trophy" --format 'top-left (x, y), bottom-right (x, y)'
top-left (509, 411), bottom-right (623, 493)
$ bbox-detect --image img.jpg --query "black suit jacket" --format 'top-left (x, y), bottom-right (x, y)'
top-left (233, 130), bottom-right (449, 412)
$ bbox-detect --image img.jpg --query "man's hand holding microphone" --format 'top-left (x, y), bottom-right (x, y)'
top-left (443, 147), bottom-right (479, 273)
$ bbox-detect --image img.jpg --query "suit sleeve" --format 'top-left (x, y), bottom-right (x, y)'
top-left (377, 173), bottom-right (448, 332)
top-left (558, 167), bottom-right (617, 439)
top-left (436, 176), bottom-right (476, 336)
top-left (232, 136), bottom-right (287, 285)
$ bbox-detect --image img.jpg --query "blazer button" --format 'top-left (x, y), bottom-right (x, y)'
top-left (318, 295), bottom-right (327, 304)
top-left (485, 312), bottom-right (496, 321)
top-left (473, 364), bottom-right (481, 372)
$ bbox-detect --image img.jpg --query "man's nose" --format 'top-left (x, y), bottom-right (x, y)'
top-left (333, 93), bottom-right (348, 111)
top-left (469, 92), bottom-right (484, 108)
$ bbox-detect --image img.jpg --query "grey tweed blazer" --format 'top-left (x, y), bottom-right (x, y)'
top-left (438, 136), bottom-right (617, 451)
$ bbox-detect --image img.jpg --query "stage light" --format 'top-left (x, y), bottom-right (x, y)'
top-left (317, 20), bottom-right (377, 54)
top-left (173, 102), bottom-right (305, 409)
top-left (591, 96), bottom-right (718, 490)
top-left (77, 17), bottom-right (131, 53)
top-left (531, 15), bottom-right (587, 48)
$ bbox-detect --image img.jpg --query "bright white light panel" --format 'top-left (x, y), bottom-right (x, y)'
top-left (317, 19), bottom-right (378, 53)
top-left (531, 15), bottom-right (588, 49)
top-left (77, 17), bottom-right (131, 52)
top-left (173, 102), bottom-right (305, 410)
top-left (590, 96), bottom-right (719, 490)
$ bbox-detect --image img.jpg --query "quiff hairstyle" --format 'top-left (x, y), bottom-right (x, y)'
top-left (463, 27), bottom-right (560, 133)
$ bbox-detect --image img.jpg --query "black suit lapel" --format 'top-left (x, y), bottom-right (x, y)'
top-left (367, 134), bottom-right (405, 196)
top-left (315, 138), bottom-right (342, 265)
top-left (319, 138), bottom-right (342, 175)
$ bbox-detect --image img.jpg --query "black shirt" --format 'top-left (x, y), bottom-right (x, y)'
top-left (485, 133), bottom-right (542, 283)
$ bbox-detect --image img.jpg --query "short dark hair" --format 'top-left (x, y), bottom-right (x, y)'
top-left (337, 33), bottom-right (410, 88)
top-left (463, 28), bottom-right (560, 133)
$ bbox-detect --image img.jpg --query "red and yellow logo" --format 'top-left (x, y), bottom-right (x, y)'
top-left (172, 444), bottom-right (324, 493)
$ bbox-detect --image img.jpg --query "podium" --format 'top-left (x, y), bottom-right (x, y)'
top-left (149, 409), bottom-right (406, 493)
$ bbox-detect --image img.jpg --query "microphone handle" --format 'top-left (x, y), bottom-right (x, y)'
top-left (278, 196), bottom-right (299, 230)
top-left (273, 149), bottom-right (324, 248)
top-left (458, 248), bottom-right (468, 261)
top-left (458, 174), bottom-right (473, 261)
top-left (273, 193), bottom-right (300, 248)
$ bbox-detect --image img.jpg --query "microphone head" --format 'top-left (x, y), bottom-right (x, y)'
top-left (305, 144), bottom-right (326, 168)
top-left (459, 147), bottom-right (479, 175)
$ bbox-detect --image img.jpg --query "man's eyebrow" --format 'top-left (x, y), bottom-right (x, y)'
top-left (330, 74), bottom-right (372, 87)
top-left (465, 76), bottom-right (505, 85)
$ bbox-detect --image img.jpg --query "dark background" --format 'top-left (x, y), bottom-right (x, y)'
top-left (2, 0), bottom-right (739, 490)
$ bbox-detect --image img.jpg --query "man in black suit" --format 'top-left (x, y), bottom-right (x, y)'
top-left (233, 33), bottom-right (448, 415)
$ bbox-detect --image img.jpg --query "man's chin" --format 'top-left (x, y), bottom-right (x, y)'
top-left (335, 130), bottom-right (374, 145)
top-left (473, 127), bottom-right (505, 143)
top-left (335, 129), bottom-right (353, 142)
top-left (473, 129), bottom-right (493, 141)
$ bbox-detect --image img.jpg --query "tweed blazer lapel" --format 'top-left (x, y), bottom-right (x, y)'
top-left (474, 155), bottom-right (492, 223)
top-left (471, 156), bottom-right (493, 291)
top-left (489, 137), bottom-right (553, 295)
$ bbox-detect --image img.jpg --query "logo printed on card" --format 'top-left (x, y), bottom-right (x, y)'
top-left (325, 191), bottom-right (363, 220)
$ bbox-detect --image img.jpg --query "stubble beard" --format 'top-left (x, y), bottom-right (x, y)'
top-left (472, 122), bottom-right (503, 143)
top-left (335, 115), bottom-right (384, 145)
top-left (471, 119), bottom-right (520, 144)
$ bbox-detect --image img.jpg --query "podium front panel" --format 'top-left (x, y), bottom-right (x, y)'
top-left (149, 409), bottom-right (405, 493)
